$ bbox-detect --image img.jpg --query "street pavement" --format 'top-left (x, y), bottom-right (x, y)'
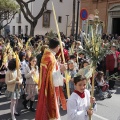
top-left (0, 86), bottom-right (120, 120)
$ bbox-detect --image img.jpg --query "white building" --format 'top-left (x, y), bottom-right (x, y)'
top-left (3, 0), bottom-right (74, 36)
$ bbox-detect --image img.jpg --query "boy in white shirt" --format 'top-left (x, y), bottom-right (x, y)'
top-left (67, 75), bottom-right (96, 120)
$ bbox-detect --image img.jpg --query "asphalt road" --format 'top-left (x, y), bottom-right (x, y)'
top-left (0, 86), bottom-right (120, 120)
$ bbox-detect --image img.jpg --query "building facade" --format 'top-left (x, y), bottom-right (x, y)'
top-left (80, 0), bottom-right (120, 35)
top-left (3, 0), bottom-right (73, 36)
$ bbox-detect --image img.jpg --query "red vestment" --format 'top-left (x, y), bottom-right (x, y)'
top-left (35, 49), bottom-right (66, 120)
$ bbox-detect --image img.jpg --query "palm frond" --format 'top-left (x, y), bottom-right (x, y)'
top-left (45, 30), bottom-right (57, 40)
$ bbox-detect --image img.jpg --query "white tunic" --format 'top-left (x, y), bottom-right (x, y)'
top-left (50, 50), bottom-right (64, 87)
top-left (52, 63), bottom-right (64, 87)
top-left (50, 50), bottom-right (64, 120)
top-left (67, 89), bottom-right (93, 120)
top-left (20, 60), bottom-right (27, 75)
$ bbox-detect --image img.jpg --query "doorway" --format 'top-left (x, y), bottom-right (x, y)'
top-left (18, 26), bottom-right (21, 35)
top-left (112, 18), bottom-right (120, 35)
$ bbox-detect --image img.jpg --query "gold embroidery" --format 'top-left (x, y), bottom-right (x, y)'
top-left (41, 63), bottom-right (47, 68)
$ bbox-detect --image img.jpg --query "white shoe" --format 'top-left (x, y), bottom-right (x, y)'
top-left (12, 116), bottom-right (16, 120)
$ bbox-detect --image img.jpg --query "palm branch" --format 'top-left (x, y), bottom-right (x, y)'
top-left (107, 72), bottom-right (120, 81)
top-left (45, 30), bottom-right (57, 40)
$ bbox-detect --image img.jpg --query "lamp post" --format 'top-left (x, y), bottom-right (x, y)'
top-left (75, 0), bottom-right (80, 41)
top-left (66, 15), bottom-right (69, 37)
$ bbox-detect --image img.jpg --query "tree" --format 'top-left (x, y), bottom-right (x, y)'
top-left (71, 0), bottom-right (76, 35)
top-left (0, 0), bottom-right (19, 30)
top-left (16, 0), bottom-right (50, 36)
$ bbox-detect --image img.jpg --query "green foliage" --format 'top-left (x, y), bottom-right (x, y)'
top-left (80, 15), bottom-right (110, 67)
top-left (82, 32), bottom-right (110, 66)
top-left (45, 30), bottom-right (57, 40)
top-left (0, 0), bottom-right (19, 12)
top-left (0, 0), bottom-right (19, 29)
top-left (26, 37), bottom-right (42, 57)
top-left (32, 42), bottom-right (42, 57)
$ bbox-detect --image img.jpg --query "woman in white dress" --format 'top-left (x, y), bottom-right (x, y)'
top-left (67, 75), bottom-right (96, 120)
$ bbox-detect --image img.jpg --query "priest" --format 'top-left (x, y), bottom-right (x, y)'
top-left (35, 38), bottom-right (66, 120)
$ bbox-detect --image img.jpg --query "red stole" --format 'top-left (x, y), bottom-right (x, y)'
top-left (74, 90), bottom-right (85, 98)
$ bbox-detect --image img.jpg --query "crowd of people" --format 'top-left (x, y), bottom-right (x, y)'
top-left (0, 32), bottom-right (120, 120)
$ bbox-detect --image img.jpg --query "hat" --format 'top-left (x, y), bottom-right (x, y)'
top-left (111, 43), bottom-right (116, 47)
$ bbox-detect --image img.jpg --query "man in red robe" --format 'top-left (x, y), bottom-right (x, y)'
top-left (35, 38), bottom-right (66, 120)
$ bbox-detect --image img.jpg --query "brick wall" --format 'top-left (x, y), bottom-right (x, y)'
top-left (80, 0), bottom-right (120, 33)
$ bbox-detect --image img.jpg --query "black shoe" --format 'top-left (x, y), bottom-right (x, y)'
top-left (30, 100), bottom-right (35, 112)
top-left (22, 100), bottom-right (29, 109)
top-left (14, 113), bottom-right (20, 116)
top-left (30, 107), bottom-right (35, 112)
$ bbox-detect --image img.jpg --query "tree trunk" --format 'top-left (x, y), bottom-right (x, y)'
top-left (30, 24), bottom-right (35, 36)
top-left (16, 0), bottom-right (50, 36)
top-left (71, 0), bottom-right (76, 36)
top-left (30, 21), bottom-right (37, 36)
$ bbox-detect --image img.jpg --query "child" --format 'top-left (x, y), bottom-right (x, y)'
top-left (67, 75), bottom-right (96, 120)
top-left (78, 52), bottom-right (86, 69)
top-left (25, 50), bottom-right (32, 64)
top-left (19, 51), bottom-right (27, 99)
top-left (5, 59), bottom-right (22, 120)
top-left (67, 60), bottom-right (77, 94)
top-left (95, 71), bottom-right (109, 92)
top-left (69, 55), bottom-right (78, 71)
top-left (19, 51), bottom-right (27, 88)
top-left (79, 60), bottom-right (92, 91)
top-left (23, 57), bottom-right (39, 112)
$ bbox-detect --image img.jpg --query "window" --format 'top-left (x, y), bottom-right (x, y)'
top-left (18, 10), bottom-right (21, 23)
top-left (43, 11), bottom-right (51, 28)
top-left (58, 16), bottom-right (62, 23)
top-left (25, 25), bottom-right (28, 35)
top-left (13, 26), bottom-right (15, 35)
top-left (18, 26), bottom-right (21, 35)
top-left (60, 0), bottom-right (63, 2)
